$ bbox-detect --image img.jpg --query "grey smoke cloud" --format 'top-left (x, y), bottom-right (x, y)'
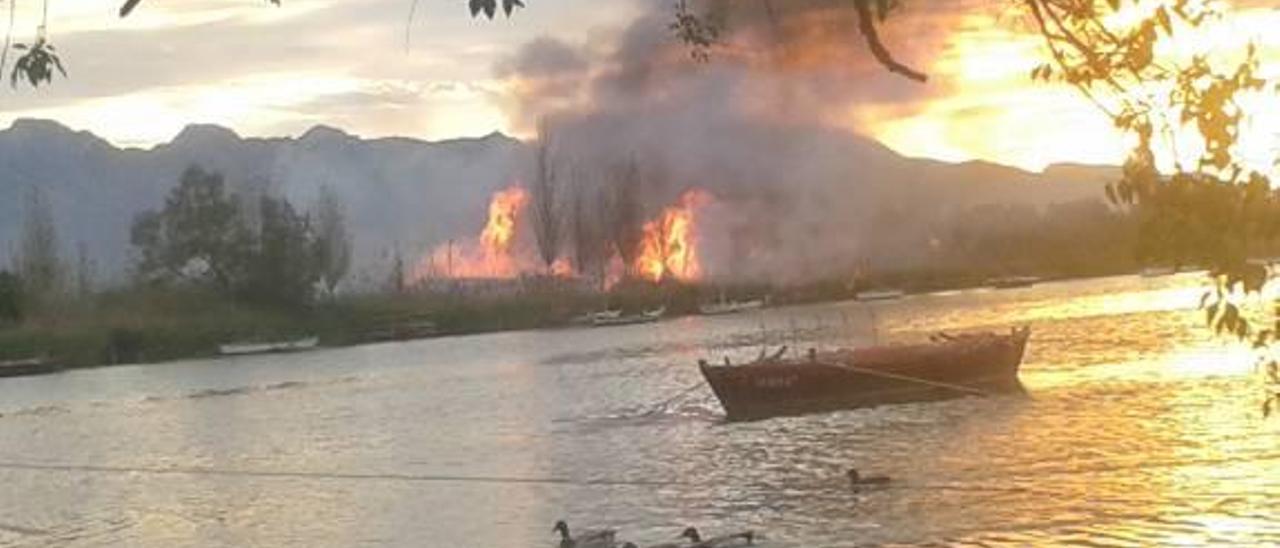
top-left (491, 1), bottom-right (995, 282)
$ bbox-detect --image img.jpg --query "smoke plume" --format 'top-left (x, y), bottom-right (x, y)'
top-left (493, 0), bottom-right (993, 283)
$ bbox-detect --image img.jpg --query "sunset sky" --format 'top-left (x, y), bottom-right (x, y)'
top-left (1, 0), bottom-right (1277, 171)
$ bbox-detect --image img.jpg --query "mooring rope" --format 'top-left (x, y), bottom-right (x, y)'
top-left (643, 380), bottom-right (708, 414)
top-left (834, 363), bottom-right (991, 397)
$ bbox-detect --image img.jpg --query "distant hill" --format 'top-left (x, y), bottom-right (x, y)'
top-left (0, 118), bottom-right (1116, 283)
top-left (0, 119), bottom-right (525, 279)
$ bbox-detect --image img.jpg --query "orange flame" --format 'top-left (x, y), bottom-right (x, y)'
top-left (635, 189), bottom-right (713, 283)
top-left (423, 185), bottom-right (529, 279)
top-left (550, 257), bottom-right (574, 278)
top-left (479, 185), bottom-right (527, 259)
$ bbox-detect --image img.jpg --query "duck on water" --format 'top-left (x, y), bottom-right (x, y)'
top-left (553, 520), bottom-right (616, 548)
top-left (847, 468), bottom-right (892, 490)
top-left (620, 527), bottom-right (755, 548)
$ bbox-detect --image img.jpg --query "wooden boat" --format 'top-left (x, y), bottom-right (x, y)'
top-left (854, 288), bottom-right (905, 302)
top-left (699, 298), bottom-right (765, 316)
top-left (592, 307), bottom-right (665, 327)
top-left (0, 356), bottom-right (62, 378)
top-left (988, 276), bottom-right (1039, 289)
top-left (699, 327), bottom-right (1030, 421)
top-left (218, 336), bottom-right (319, 356)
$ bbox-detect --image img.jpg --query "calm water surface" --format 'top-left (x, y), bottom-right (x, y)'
top-left (1, 273), bottom-right (1278, 547)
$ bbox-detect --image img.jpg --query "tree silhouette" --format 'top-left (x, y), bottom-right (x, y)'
top-left (606, 158), bottom-right (645, 277)
top-left (130, 166), bottom-right (250, 291)
top-left (314, 186), bottom-right (353, 297)
top-left (529, 119), bottom-right (563, 274)
top-left (17, 186), bottom-right (63, 307)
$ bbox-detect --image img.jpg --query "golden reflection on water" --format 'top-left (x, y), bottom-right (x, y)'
top-left (3, 273), bottom-right (1280, 546)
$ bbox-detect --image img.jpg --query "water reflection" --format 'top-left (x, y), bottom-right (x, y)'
top-left (0, 273), bottom-right (1278, 546)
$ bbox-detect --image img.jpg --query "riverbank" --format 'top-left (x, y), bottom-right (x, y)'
top-left (0, 262), bottom-right (1165, 371)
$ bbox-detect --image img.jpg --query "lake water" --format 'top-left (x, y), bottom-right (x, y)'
top-left (1, 273), bottom-right (1278, 547)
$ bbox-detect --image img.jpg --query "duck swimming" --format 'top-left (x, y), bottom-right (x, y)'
top-left (618, 534), bottom-right (687, 548)
top-left (847, 468), bottom-right (892, 489)
top-left (681, 526), bottom-right (755, 547)
top-left (553, 520), bottom-right (617, 548)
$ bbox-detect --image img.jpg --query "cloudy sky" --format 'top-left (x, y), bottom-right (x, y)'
top-left (0, 0), bottom-right (1277, 171)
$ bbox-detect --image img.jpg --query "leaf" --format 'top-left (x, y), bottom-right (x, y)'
top-left (119, 0), bottom-right (143, 17)
top-left (1156, 6), bottom-right (1173, 35)
top-left (51, 55), bottom-right (66, 78)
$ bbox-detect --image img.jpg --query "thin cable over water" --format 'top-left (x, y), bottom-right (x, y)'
top-left (0, 460), bottom-right (685, 487)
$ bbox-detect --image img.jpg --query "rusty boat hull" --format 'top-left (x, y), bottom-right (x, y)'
top-left (699, 328), bottom-right (1031, 421)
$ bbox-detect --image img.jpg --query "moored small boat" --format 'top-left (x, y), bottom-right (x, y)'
top-left (591, 307), bottom-right (665, 327)
top-left (699, 327), bottom-right (1030, 421)
top-left (0, 356), bottom-right (62, 378)
top-left (218, 336), bottom-right (319, 356)
top-left (854, 288), bottom-right (905, 302)
top-left (1139, 266), bottom-right (1177, 278)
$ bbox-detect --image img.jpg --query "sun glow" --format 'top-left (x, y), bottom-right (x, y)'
top-left (857, 5), bottom-right (1280, 173)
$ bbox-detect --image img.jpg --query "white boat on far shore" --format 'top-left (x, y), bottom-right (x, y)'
top-left (1139, 266), bottom-right (1178, 277)
top-left (855, 289), bottom-right (905, 302)
top-left (218, 336), bottom-right (319, 356)
top-left (592, 307), bottom-right (666, 327)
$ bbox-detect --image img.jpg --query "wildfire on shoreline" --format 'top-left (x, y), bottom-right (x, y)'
top-left (634, 189), bottom-right (713, 283)
top-left (417, 183), bottom-right (715, 285)
top-left (421, 185), bottom-right (529, 280)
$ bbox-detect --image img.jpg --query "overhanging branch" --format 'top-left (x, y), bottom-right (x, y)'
top-left (853, 0), bottom-right (927, 83)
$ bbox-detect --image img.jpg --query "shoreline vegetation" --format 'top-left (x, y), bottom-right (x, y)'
top-left (0, 262), bottom-right (1160, 371)
top-left (2, 163), bottom-right (1253, 372)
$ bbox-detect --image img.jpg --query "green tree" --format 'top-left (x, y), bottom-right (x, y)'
top-left (239, 195), bottom-right (319, 308)
top-left (131, 166), bottom-right (252, 290)
top-left (131, 166), bottom-right (327, 308)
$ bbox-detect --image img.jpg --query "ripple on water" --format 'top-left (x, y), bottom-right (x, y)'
top-left (2, 274), bottom-right (1280, 547)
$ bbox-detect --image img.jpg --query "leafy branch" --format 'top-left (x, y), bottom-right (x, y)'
top-left (1025, 0), bottom-right (1280, 416)
top-left (10, 36), bottom-right (64, 88)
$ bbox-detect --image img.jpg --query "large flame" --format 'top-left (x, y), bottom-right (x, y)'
top-left (479, 185), bottom-right (527, 258)
top-left (635, 189), bottom-right (713, 283)
top-left (423, 185), bottom-right (530, 279)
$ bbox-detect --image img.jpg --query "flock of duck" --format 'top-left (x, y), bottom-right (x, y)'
top-left (552, 468), bottom-right (891, 547)
top-left (552, 522), bottom-right (753, 548)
